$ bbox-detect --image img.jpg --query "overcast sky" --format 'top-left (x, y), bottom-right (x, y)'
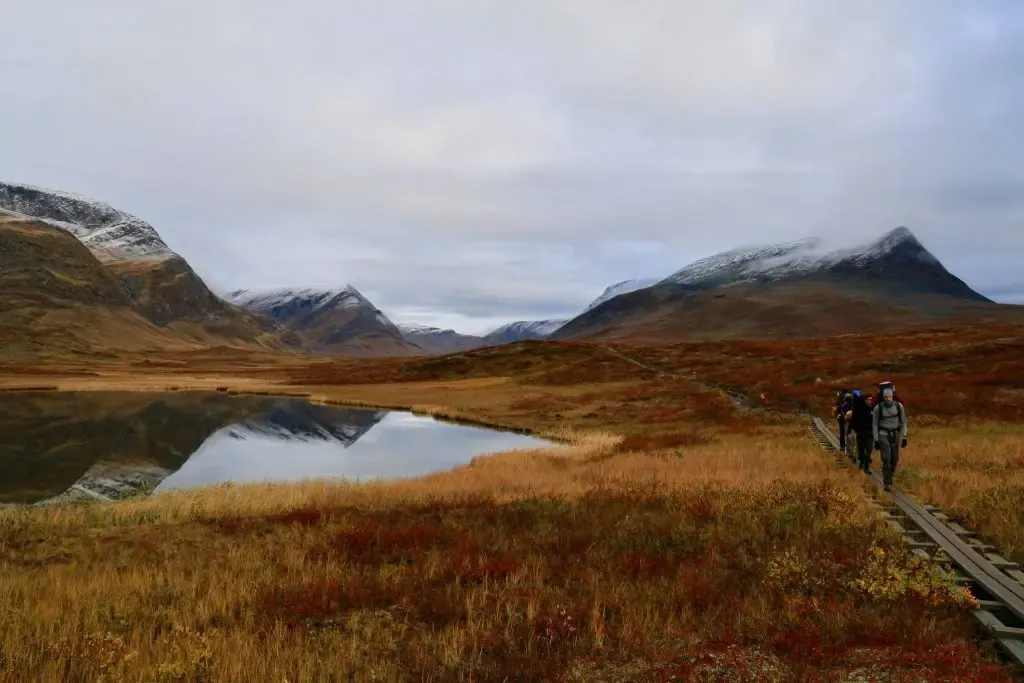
top-left (2, 1), bottom-right (1023, 334)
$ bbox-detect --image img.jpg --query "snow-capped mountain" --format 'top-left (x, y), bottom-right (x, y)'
top-left (228, 286), bottom-right (419, 355)
top-left (583, 277), bottom-right (661, 312)
top-left (553, 226), bottom-right (1001, 342)
top-left (229, 286), bottom-right (401, 333)
top-left (657, 227), bottom-right (973, 296)
top-left (0, 182), bottom-right (174, 261)
top-left (396, 323), bottom-right (484, 354)
top-left (483, 319), bottom-right (568, 344)
top-left (0, 182), bottom-right (294, 350)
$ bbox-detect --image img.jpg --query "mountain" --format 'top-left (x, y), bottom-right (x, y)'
top-left (0, 211), bottom-right (205, 356)
top-left (553, 227), bottom-right (1024, 342)
top-left (228, 286), bottom-right (420, 356)
top-left (397, 323), bottom-right (484, 354)
top-left (658, 227), bottom-right (987, 300)
top-left (583, 277), bottom-right (661, 312)
top-left (0, 182), bottom-right (296, 352)
top-left (482, 319), bottom-right (568, 344)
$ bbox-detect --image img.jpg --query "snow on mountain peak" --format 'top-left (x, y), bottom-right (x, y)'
top-left (229, 285), bottom-right (371, 312)
top-left (583, 277), bottom-right (660, 312)
top-left (0, 181), bottom-right (175, 261)
top-left (397, 322), bottom-right (459, 334)
top-left (660, 227), bottom-right (932, 287)
top-left (485, 319), bottom-right (567, 340)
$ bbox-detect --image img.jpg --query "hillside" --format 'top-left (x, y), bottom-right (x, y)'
top-left (228, 287), bottom-right (420, 356)
top-left (0, 182), bottom-right (295, 351)
top-left (0, 213), bottom-right (202, 357)
top-left (553, 227), bottom-right (1023, 342)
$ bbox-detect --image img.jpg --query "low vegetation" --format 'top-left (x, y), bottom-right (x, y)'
top-left (1, 325), bottom-right (1023, 680)
top-left (0, 476), bottom-right (998, 681)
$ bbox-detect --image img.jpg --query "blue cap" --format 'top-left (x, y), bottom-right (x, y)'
top-left (853, 390), bottom-right (861, 397)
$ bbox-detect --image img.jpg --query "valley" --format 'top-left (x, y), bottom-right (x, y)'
top-left (1, 182), bottom-right (1023, 680)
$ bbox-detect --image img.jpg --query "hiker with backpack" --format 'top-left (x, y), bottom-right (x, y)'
top-left (835, 389), bottom-right (853, 452)
top-left (848, 390), bottom-right (875, 474)
top-left (872, 381), bottom-right (908, 491)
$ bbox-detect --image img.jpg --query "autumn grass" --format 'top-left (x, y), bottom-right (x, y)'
top-left (880, 421), bottom-right (1024, 565)
top-left (0, 478), bottom-right (998, 682)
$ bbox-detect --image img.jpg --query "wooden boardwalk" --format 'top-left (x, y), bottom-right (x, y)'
top-left (811, 417), bottom-right (1024, 667)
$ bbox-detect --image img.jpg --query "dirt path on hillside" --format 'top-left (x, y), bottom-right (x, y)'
top-left (597, 345), bottom-right (761, 414)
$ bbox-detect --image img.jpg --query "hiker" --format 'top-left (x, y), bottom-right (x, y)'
top-left (836, 390), bottom-right (853, 451)
top-left (872, 381), bottom-right (908, 491)
top-left (849, 390), bottom-right (875, 473)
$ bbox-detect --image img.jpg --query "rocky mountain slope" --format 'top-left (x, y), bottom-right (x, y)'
top-left (0, 182), bottom-right (295, 352)
top-left (397, 323), bottom-right (484, 354)
top-left (228, 286), bottom-right (420, 356)
top-left (553, 227), bottom-right (1023, 342)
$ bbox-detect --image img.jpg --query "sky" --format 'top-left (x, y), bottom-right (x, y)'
top-left (1, 1), bottom-right (1023, 335)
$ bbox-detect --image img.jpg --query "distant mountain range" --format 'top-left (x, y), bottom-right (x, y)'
top-left (3, 179), bottom-right (1021, 356)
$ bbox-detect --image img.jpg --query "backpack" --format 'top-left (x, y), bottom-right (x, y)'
top-left (874, 399), bottom-right (905, 431)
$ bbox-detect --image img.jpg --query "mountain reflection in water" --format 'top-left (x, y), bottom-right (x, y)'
top-left (0, 391), bottom-right (554, 505)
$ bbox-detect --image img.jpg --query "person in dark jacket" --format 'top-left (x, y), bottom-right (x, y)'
top-left (872, 381), bottom-right (908, 491)
top-left (849, 390), bottom-right (874, 473)
top-left (836, 391), bottom-right (853, 451)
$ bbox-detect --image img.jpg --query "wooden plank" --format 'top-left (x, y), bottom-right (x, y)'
top-left (813, 418), bottom-right (1024, 622)
top-left (887, 488), bottom-right (1024, 621)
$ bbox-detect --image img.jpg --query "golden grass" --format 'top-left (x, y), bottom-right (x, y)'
top-left (882, 421), bottom-right (1024, 563)
top-left (0, 335), bottom-right (1021, 679)
top-left (0, 452), bottom-right (995, 682)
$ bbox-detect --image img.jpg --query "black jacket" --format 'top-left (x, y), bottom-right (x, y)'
top-left (849, 395), bottom-right (873, 432)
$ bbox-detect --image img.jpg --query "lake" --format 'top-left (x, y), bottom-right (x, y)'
top-left (0, 391), bottom-right (557, 505)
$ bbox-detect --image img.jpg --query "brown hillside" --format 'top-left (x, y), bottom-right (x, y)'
top-left (105, 258), bottom-right (303, 350)
top-left (0, 215), bottom-right (295, 358)
top-left (553, 279), bottom-right (1024, 342)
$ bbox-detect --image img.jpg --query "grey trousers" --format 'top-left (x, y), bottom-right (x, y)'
top-left (878, 430), bottom-right (901, 486)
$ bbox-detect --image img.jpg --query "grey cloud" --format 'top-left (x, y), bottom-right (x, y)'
top-left (2, 1), bottom-right (1023, 330)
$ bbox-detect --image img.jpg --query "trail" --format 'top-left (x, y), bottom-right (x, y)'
top-left (596, 344), bottom-right (757, 414)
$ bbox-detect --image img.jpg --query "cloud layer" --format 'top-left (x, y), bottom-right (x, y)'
top-left (2, 1), bottom-right (1022, 332)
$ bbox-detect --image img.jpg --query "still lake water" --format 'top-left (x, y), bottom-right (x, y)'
top-left (0, 391), bottom-right (556, 504)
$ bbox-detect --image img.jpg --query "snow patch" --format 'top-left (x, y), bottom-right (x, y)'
top-left (485, 319), bottom-right (567, 340)
top-left (660, 227), bottom-right (930, 287)
top-left (0, 181), bottom-right (175, 261)
top-left (583, 277), bottom-right (660, 312)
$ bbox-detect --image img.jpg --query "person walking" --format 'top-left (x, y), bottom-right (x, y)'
top-left (836, 390), bottom-right (853, 452)
top-left (872, 381), bottom-right (907, 491)
top-left (849, 390), bottom-right (874, 473)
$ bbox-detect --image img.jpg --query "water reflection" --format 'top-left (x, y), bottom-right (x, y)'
top-left (0, 391), bottom-right (554, 505)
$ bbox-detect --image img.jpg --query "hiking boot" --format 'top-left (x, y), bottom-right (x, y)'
top-left (883, 484), bottom-right (892, 492)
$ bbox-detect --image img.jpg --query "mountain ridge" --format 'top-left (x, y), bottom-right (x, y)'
top-left (553, 227), bottom-right (1017, 342)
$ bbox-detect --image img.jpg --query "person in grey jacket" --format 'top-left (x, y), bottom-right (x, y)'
top-left (872, 381), bottom-right (907, 491)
